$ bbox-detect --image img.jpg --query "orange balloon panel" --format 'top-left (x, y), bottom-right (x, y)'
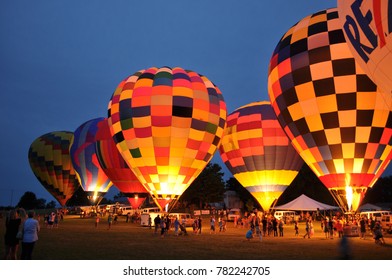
top-left (219, 101), bottom-right (303, 211)
top-left (268, 8), bottom-right (392, 195)
top-left (108, 66), bottom-right (227, 209)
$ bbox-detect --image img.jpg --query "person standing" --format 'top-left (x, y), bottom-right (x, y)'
top-left (303, 218), bottom-right (311, 238)
top-left (278, 219), bottom-right (284, 237)
top-left (359, 217), bottom-right (366, 239)
top-left (198, 216), bottom-right (202, 234)
top-left (173, 217), bottom-right (180, 236)
top-left (272, 218), bottom-right (278, 237)
top-left (3, 209), bottom-right (22, 259)
top-left (154, 215), bottom-right (161, 234)
top-left (210, 216), bottom-right (216, 234)
top-left (95, 215), bottom-right (100, 228)
top-left (21, 211), bottom-right (40, 260)
top-left (107, 214), bottom-right (113, 230)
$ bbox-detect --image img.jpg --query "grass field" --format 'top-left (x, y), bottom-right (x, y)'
top-left (1, 214), bottom-right (391, 260)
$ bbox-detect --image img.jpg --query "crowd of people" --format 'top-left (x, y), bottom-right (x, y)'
top-left (2, 206), bottom-right (389, 259)
top-left (3, 208), bottom-right (40, 260)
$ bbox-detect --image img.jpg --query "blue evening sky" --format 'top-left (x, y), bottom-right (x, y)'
top-left (1, 0), bottom-right (368, 207)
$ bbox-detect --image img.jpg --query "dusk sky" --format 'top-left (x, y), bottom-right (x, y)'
top-left (1, 0), bottom-right (373, 207)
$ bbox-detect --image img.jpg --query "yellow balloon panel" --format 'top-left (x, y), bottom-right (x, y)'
top-left (251, 191), bottom-right (284, 212)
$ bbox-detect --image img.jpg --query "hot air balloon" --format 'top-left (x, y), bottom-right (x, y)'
top-left (95, 118), bottom-right (150, 209)
top-left (28, 131), bottom-right (80, 206)
top-left (219, 101), bottom-right (303, 212)
top-left (338, 0), bottom-right (392, 95)
top-left (70, 118), bottom-right (113, 205)
top-left (108, 66), bottom-right (227, 211)
top-left (268, 8), bottom-right (392, 213)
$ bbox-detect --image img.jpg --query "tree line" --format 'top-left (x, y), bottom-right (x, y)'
top-left (3, 163), bottom-right (392, 211)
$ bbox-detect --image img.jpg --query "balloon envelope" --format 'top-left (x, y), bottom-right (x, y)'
top-left (70, 118), bottom-right (113, 204)
top-left (95, 118), bottom-right (149, 209)
top-left (267, 8), bottom-right (392, 212)
top-left (219, 101), bottom-right (303, 211)
top-left (108, 66), bottom-right (227, 211)
top-left (338, 0), bottom-right (392, 95)
top-left (28, 131), bottom-right (80, 206)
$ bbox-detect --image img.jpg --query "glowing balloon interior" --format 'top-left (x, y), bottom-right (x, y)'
top-left (70, 118), bottom-right (113, 205)
top-left (95, 118), bottom-right (149, 209)
top-left (338, 0), bottom-right (392, 95)
top-left (108, 66), bottom-right (227, 211)
top-left (219, 101), bottom-right (303, 211)
top-left (268, 8), bottom-right (392, 212)
top-left (28, 131), bottom-right (80, 206)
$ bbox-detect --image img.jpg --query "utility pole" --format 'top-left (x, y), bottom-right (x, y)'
top-left (10, 189), bottom-right (14, 206)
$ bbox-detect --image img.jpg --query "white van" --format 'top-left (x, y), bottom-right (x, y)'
top-left (168, 213), bottom-right (194, 227)
top-left (360, 211), bottom-right (391, 221)
top-left (140, 212), bottom-right (165, 227)
top-left (227, 208), bottom-right (241, 221)
top-left (273, 211), bottom-right (299, 223)
top-left (381, 214), bottom-right (392, 233)
top-left (118, 206), bottom-right (137, 216)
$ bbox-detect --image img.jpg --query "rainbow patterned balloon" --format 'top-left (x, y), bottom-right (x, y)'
top-left (70, 118), bottom-right (113, 204)
top-left (108, 66), bottom-right (227, 211)
top-left (28, 131), bottom-right (80, 206)
top-left (95, 118), bottom-right (149, 209)
top-left (219, 101), bottom-right (303, 211)
top-left (268, 8), bottom-right (392, 212)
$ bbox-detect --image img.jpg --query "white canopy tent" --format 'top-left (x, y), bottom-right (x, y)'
top-left (273, 194), bottom-right (339, 211)
top-left (357, 203), bottom-right (382, 211)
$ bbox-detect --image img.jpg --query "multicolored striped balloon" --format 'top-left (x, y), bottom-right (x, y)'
top-left (70, 118), bottom-right (113, 204)
top-left (95, 118), bottom-right (149, 209)
top-left (28, 131), bottom-right (80, 206)
top-left (268, 8), bottom-right (392, 212)
top-left (219, 101), bottom-right (303, 211)
top-left (108, 66), bottom-right (227, 211)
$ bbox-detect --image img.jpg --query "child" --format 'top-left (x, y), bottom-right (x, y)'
top-left (246, 228), bottom-right (254, 241)
top-left (294, 221), bottom-right (299, 236)
top-left (95, 216), bottom-right (100, 228)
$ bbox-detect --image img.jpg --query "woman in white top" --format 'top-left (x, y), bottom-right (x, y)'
top-left (21, 211), bottom-right (40, 260)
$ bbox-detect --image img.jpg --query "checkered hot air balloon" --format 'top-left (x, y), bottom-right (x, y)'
top-left (108, 66), bottom-right (227, 211)
top-left (70, 118), bottom-right (113, 205)
top-left (338, 0), bottom-right (392, 96)
top-left (28, 131), bottom-right (80, 206)
top-left (268, 8), bottom-right (392, 212)
top-left (219, 101), bottom-right (303, 212)
top-left (95, 118), bottom-right (150, 209)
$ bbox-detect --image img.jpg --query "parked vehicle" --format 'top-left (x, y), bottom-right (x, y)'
top-left (360, 211), bottom-right (391, 222)
top-left (168, 213), bottom-right (194, 227)
top-left (273, 211), bottom-right (299, 224)
top-left (227, 208), bottom-right (241, 221)
top-left (140, 212), bottom-right (165, 227)
top-left (381, 214), bottom-right (392, 233)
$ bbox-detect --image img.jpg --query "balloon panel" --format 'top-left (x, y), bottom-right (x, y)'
top-left (108, 66), bottom-right (227, 203)
top-left (70, 118), bottom-right (112, 194)
top-left (95, 118), bottom-right (148, 195)
top-left (338, 0), bottom-right (392, 95)
top-left (28, 131), bottom-right (79, 206)
top-left (219, 101), bottom-right (303, 210)
top-left (268, 8), bottom-right (392, 191)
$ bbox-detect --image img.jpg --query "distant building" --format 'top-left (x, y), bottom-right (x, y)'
top-left (224, 190), bottom-right (243, 209)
